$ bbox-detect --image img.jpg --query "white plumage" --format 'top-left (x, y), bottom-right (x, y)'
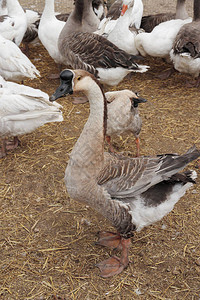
top-left (0, 76), bottom-right (63, 157)
top-left (0, 0), bottom-right (27, 46)
top-left (0, 34), bottom-right (40, 81)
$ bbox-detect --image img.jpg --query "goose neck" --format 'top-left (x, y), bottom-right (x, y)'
top-left (193, 0), bottom-right (200, 21)
top-left (6, 0), bottom-right (24, 15)
top-left (42, 0), bottom-right (55, 19)
top-left (70, 80), bottom-right (106, 170)
top-left (175, 0), bottom-right (188, 19)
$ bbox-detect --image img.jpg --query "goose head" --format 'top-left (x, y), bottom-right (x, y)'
top-left (50, 69), bottom-right (100, 101)
top-left (121, 0), bottom-right (134, 16)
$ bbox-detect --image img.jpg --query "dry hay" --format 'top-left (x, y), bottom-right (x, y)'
top-left (0, 41), bottom-right (200, 300)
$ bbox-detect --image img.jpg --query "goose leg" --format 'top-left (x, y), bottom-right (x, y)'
top-left (5, 136), bottom-right (20, 150)
top-left (96, 238), bottom-right (131, 278)
top-left (105, 136), bottom-right (116, 153)
top-left (0, 139), bottom-right (7, 158)
top-left (135, 136), bottom-right (140, 157)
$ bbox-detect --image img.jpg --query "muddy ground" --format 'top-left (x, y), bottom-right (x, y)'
top-left (0, 0), bottom-right (200, 299)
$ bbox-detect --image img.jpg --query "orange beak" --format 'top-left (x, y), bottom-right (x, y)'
top-left (121, 4), bottom-right (128, 16)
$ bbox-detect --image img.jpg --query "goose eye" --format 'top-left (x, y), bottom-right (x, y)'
top-left (77, 76), bottom-right (81, 81)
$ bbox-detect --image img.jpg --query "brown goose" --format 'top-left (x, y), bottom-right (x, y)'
top-left (170, 0), bottom-right (200, 86)
top-left (58, 0), bottom-right (149, 86)
top-left (50, 69), bottom-right (200, 278)
top-left (141, 0), bottom-right (188, 33)
top-left (105, 89), bottom-right (147, 156)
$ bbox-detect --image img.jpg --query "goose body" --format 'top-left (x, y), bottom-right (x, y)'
top-left (0, 34), bottom-right (40, 81)
top-left (140, 0), bottom-right (188, 33)
top-left (106, 89), bottom-right (146, 155)
top-left (38, 0), bottom-right (67, 65)
top-left (170, 0), bottom-right (200, 82)
top-left (50, 69), bottom-right (200, 277)
top-left (135, 17), bottom-right (192, 59)
top-left (106, 0), bottom-right (143, 55)
top-left (58, 0), bottom-right (148, 86)
top-left (0, 75), bottom-right (63, 157)
top-left (0, 0), bottom-right (27, 46)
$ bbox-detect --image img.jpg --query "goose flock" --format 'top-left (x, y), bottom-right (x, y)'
top-left (0, 0), bottom-right (200, 278)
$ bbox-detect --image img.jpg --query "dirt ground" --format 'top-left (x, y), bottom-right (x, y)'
top-left (1, 1), bottom-right (200, 300)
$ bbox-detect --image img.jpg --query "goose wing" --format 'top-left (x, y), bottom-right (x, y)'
top-left (97, 146), bottom-right (200, 198)
top-left (173, 21), bottom-right (200, 58)
top-left (64, 32), bottom-right (140, 74)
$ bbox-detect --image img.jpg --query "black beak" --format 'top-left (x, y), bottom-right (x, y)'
top-left (49, 80), bottom-right (73, 102)
top-left (131, 97), bottom-right (147, 108)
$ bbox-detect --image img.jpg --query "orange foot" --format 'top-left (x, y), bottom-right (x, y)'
top-left (96, 256), bottom-right (126, 278)
top-left (96, 231), bottom-right (121, 250)
top-left (96, 236), bottom-right (131, 277)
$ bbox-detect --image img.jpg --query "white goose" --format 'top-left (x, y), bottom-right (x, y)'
top-left (170, 0), bottom-right (200, 86)
top-left (135, 1), bottom-right (192, 61)
top-left (0, 75), bottom-right (63, 158)
top-left (0, 0), bottom-right (27, 46)
top-left (141, 0), bottom-right (189, 33)
top-left (38, 0), bottom-right (67, 68)
top-left (106, 0), bottom-right (143, 55)
top-left (0, 34), bottom-right (40, 81)
top-left (50, 69), bottom-right (199, 278)
top-left (58, 0), bottom-right (148, 86)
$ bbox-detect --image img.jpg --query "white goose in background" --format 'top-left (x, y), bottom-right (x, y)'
top-left (140, 0), bottom-right (189, 33)
top-left (50, 69), bottom-right (200, 278)
top-left (106, 0), bottom-right (143, 55)
top-left (135, 0), bottom-right (192, 61)
top-left (0, 75), bottom-right (63, 158)
top-left (38, 0), bottom-right (67, 70)
top-left (170, 0), bottom-right (200, 86)
top-left (0, 0), bottom-right (27, 46)
top-left (0, 34), bottom-right (40, 81)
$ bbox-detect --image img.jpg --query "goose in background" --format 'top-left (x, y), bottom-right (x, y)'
top-left (135, 4), bottom-right (192, 63)
top-left (0, 75), bottom-right (63, 158)
top-left (0, 34), bottom-right (40, 82)
top-left (170, 0), bottom-right (200, 86)
top-left (58, 0), bottom-right (148, 86)
top-left (38, 0), bottom-right (67, 76)
top-left (141, 0), bottom-right (189, 33)
top-left (106, 0), bottom-right (143, 55)
top-left (0, 0), bottom-right (27, 46)
top-left (0, 0), bottom-right (41, 53)
top-left (50, 69), bottom-right (200, 278)
top-left (105, 89), bottom-right (146, 156)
